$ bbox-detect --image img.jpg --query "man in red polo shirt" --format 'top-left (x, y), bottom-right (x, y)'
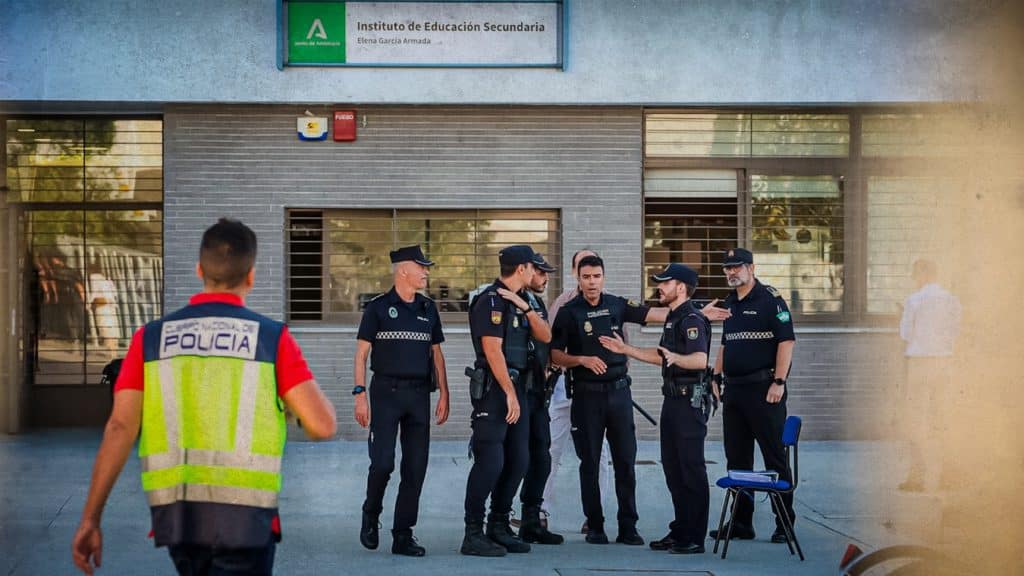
top-left (72, 218), bottom-right (337, 576)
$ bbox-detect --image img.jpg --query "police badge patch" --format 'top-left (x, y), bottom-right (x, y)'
top-left (627, 299), bottom-right (640, 307)
top-left (491, 311), bottom-right (502, 325)
top-left (388, 306), bottom-right (398, 319)
top-left (584, 320), bottom-right (593, 333)
top-left (776, 311), bottom-right (791, 323)
top-left (687, 327), bottom-right (699, 340)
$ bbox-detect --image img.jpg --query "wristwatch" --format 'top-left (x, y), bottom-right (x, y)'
top-left (352, 385), bottom-right (367, 396)
top-left (772, 378), bottom-right (786, 387)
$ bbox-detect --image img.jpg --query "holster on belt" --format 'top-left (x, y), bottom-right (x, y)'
top-left (465, 366), bottom-right (489, 401)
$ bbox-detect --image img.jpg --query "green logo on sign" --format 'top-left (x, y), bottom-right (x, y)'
top-left (288, 2), bottom-right (346, 64)
top-left (776, 311), bottom-right (791, 323)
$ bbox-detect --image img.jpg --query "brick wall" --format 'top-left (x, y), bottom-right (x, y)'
top-left (164, 104), bottom-right (895, 441)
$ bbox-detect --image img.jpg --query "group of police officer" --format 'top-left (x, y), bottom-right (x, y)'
top-left (353, 243), bottom-right (797, 557)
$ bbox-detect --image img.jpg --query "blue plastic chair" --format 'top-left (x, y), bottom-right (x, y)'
top-left (712, 415), bottom-right (804, 561)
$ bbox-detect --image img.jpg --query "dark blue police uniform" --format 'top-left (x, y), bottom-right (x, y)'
top-left (463, 277), bottom-right (533, 552)
top-left (357, 286), bottom-right (444, 538)
top-left (518, 290), bottom-right (552, 514)
top-left (657, 299), bottom-right (711, 551)
top-left (550, 292), bottom-right (649, 542)
top-left (719, 271), bottom-right (796, 534)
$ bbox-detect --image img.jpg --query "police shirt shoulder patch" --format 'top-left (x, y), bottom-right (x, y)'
top-left (687, 327), bottom-right (699, 340)
top-left (491, 311), bottom-right (503, 325)
top-left (765, 285), bottom-right (782, 298)
top-left (776, 311), bottom-right (791, 323)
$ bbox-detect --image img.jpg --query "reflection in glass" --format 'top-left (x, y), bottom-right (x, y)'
top-left (750, 175), bottom-right (844, 314)
top-left (299, 209), bottom-right (560, 320)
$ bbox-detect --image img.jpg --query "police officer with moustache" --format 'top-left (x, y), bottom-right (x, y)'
top-left (354, 245), bottom-right (449, 557)
top-left (600, 264), bottom-right (712, 555)
top-left (515, 253), bottom-right (564, 545)
top-left (549, 254), bottom-right (667, 546)
top-left (461, 245), bottom-right (551, 557)
top-left (708, 248), bottom-right (796, 544)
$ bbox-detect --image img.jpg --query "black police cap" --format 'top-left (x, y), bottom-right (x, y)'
top-left (650, 263), bottom-right (699, 286)
top-left (531, 253), bottom-right (557, 273)
top-left (498, 245), bottom-right (536, 267)
top-left (722, 248), bottom-right (754, 267)
top-left (389, 245), bottom-right (434, 266)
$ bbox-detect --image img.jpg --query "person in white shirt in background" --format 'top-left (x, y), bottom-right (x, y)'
top-left (898, 258), bottom-right (962, 492)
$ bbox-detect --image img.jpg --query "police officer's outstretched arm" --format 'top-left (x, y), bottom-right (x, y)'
top-left (481, 336), bottom-right (521, 424)
top-left (353, 339), bottom-right (372, 428)
top-left (73, 388), bottom-right (143, 575)
top-left (283, 379), bottom-right (337, 440)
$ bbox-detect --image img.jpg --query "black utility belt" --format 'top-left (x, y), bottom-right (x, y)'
top-left (662, 378), bottom-right (701, 398)
top-left (724, 369), bottom-right (774, 385)
top-left (574, 376), bottom-right (631, 393)
top-left (372, 375), bottom-right (431, 389)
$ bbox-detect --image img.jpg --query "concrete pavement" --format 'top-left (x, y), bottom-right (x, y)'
top-left (0, 431), bottom-right (932, 575)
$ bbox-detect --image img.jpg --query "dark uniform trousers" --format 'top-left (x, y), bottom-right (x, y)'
top-left (519, 384), bottom-right (552, 509)
top-left (722, 379), bottom-right (794, 527)
top-left (464, 377), bottom-right (531, 524)
top-left (570, 382), bottom-right (638, 530)
top-left (660, 396), bottom-right (709, 545)
top-left (363, 374), bottom-right (432, 533)
top-left (168, 542), bottom-right (275, 576)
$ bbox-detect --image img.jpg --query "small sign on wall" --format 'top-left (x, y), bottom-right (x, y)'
top-left (333, 110), bottom-right (357, 141)
top-left (297, 116), bottom-right (329, 140)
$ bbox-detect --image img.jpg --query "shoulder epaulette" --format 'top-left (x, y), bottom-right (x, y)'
top-left (765, 285), bottom-right (782, 298)
top-left (369, 292), bottom-right (386, 302)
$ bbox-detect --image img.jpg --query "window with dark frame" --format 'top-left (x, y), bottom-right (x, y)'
top-left (286, 208), bottom-right (561, 322)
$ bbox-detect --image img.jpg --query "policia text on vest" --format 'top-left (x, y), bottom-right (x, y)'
top-left (72, 219), bottom-right (337, 576)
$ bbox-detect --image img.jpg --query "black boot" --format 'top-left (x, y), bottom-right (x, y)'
top-left (519, 506), bottom-right (563, 545)
top-left (360, 511), bottom-right (380, 550)
top-left (486, 513), bottom-right (531, 553)
top-left (392, 530), bottom-right (426, 557)
top-left (460, 522), bottom-right (506, 557)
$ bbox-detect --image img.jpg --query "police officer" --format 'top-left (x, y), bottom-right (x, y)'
top-left (516, 253), bottom-right (564, 545)
top-left (709, 248), bottom-right (796, 544)
top-left (600, 263), bottom-right (711, 554)
top-left (72, 218), bottom-right (337, 575)
top-left (354, 245), bottom-right (449, 557)
top-left (462, 245), bottom-right (551, 557)
top-left (549, 254), bottom-right (666, 546)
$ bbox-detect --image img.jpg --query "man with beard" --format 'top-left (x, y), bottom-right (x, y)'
top-left (600, 263), bottom-right (711, 554)
top-left (708, 248), bottom-right (796, 544)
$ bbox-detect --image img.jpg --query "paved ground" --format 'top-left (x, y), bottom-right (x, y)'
top-left (0, 431), bottom-right (935, 575)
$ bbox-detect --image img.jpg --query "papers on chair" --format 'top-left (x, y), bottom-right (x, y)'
top-left (728, 470), bottom-right (779, 484)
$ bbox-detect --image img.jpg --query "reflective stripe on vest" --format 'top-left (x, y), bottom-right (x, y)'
top-left (139, 313), bottom-right (285, 510)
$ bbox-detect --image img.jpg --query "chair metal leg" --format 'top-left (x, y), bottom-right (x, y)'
top-left (713, 489), bottom-right (733, 555)
top-left (722, 489), bottom-right (742, 559)
top-left (770, 493), bottom-right (795, 555)
top-left (773, 492), bottom-right (804, 561)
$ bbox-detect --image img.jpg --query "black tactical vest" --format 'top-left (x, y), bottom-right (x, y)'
top-left (569, 297), bottom-right (628, 382)
top-left (470, 286), bottom-right (531, 373)
top-left (526, 292), bottom-right (550, 385)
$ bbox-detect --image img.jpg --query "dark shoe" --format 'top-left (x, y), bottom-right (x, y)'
top-left (461, 523), bottom-right (507, 557)
top-left (615, 527), bottom-right (644, 546)
top-left (649, 533), bottom-right (678, 551)
top-left (486, 515), bottom-right (531, 553)
top-left (585, 527), bottom-right (609, 544)
top-left (519, 506), bottom-right (564, 545)
top-left (392, 531), bottom-right (426, 557)
top-left (360, 511), bottom-right (380, 550)
top-left (708, 522), bottom-right (755, 540)
top-left (771, 526), bottom-right (790, 544)
top-left (670, 542), bottom-right (706, 555)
